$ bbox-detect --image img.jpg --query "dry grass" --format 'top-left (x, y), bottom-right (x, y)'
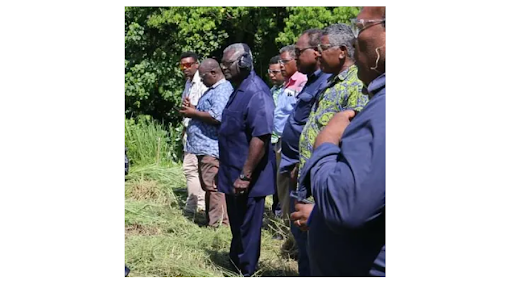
top-left (125, 164), bottom-right (298, 277)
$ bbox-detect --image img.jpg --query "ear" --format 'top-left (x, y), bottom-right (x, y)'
top-left (313, 49), bottom-right (321, 59)
top-left (339, 46), bottom-right (347, 60)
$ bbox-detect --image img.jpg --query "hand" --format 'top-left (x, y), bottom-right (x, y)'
top-left (179, 105), bottom-right (196, 118)
top-left (182, 97), bottom-right (192, 108)
top-left (233, 177), bottom-right (251, 195)
top-left (314, 110), bottom-right (356, 149)
top-left (290, 201), bottom-right (314, 231)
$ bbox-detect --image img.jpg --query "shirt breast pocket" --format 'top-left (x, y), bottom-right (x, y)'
top-left (219, 109), bottom-right (244, 136)
top-left (293, 92), bottom-right (315, 122)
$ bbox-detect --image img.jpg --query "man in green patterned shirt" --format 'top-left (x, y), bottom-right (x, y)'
top-left (297, 24), bottom-right (368, 197)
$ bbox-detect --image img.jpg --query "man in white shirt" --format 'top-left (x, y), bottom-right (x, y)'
top-left (179, 51), bottom-right (208, 213)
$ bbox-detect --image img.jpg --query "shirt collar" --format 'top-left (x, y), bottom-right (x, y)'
top-left (367, 73), bottom-right (385, 97)
top-left (236, 70), bottom-right (256, 92)
top-left (308, 68), bottom-right (323, 80)
top-left (327, 64), bottom-right (357, 85)
top-left (286, 71), bottom-right (304, 85)
top-left (210, 78), bottom-right (227, 89)
top-left (191, 71), bottom-right (202, 84)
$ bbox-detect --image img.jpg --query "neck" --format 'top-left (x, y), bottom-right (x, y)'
top-left (231, 72), bottom-right (250, 87)
top-left (334, 58), bottom-right (354, 75)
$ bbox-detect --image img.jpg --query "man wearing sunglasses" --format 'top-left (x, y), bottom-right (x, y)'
top-left (295, 7), bottom-right (386, 276)
top-left (278, 28), bottom-right (331, 277)
top-left (179, 51), bottom-right (208, 214)
top-left (218, 43), bottom-right (276, 277)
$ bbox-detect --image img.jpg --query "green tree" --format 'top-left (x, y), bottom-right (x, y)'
top-left (125, 7), bottom-right (360, 127)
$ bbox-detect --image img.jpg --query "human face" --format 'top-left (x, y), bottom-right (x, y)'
top-left (268, 63), bottom-right (284, 86)
top-left (279, 51), bottom-right (297, 79)
top-left (295, 33), bottom-right (320, 75)
top-left (220, 50), bottom-right (240, 81)
top-left (353, 7), bottom-right (386, 86)
top-left (198, 66), bottom-right (216, 87)
top-left (180, 57), bottom-right (199, 79)
top-left (318, 35), bottom-right (346, 74)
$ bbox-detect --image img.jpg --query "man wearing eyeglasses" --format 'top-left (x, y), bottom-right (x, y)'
top-left (268, 55), bottom-right (285, 218)
top-left (179, 51), bottom-right (208, 214)
top-left (180, 58), bottom-right (233, 228)
top-left (217, 43), bottom-right (276, 277)
top-left (278, 28), bottom-right (332, 277)
top-left (291, 23), bottom-right (368, 229)
top-left (294, 7), bottom-right (386, 276)
top-left (272, 46), bottom-right (307, 219)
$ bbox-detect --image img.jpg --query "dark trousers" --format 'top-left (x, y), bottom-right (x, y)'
top-left (225, 194), bottom-right (265, 277)
top-left (290, 194), bottom-right (311, 276)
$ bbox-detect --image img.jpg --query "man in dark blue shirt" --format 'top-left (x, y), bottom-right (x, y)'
top-left (217, 43), bottom-right (276, 277)
top-left (292, 6), bottom-right (386, 276)
top-left (278, 29), bottom-right (331, 276)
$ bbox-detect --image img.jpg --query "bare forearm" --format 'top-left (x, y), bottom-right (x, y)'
top-left (242, 135), bottom-right (270, 178)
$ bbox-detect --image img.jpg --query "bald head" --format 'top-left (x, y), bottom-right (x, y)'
top-left (354, 6), bottom-right (386, 86)
top-left (200, 58), bottom-right (221, 70)
top-left (198, 58), bottom-right (224, 87)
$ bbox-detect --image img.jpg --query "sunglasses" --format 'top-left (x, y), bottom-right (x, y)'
top-left (179, 61), bottom-right (197, 70)
top-left (294, 46), bottom-right (316, 57)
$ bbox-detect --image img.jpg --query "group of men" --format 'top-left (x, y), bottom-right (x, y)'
top-left (177, 7), bottom-right (386, 277)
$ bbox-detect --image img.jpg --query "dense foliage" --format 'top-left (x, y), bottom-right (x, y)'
top-left (125, 7), bottom-right (360, 126)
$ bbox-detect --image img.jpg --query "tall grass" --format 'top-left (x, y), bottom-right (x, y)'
top-left (125, 116), bottom-right (184, 166)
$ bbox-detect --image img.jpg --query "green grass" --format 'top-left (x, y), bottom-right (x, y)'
top-left (125, 163), bottom-right (299, 277)
top-left (125, 116), bottom-right (183, 166)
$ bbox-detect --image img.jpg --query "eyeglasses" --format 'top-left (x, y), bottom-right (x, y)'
top-left (351, 18), bottom-right (385, 38)
top-left (317, 43), bottom-right (343, 53)
top-left (268, 69), bottom-right (281, 75)
top-left (278, 58), bottom-right (294, 65)
top-left (294, 46), bottom-right (316, 57)
top-left (179, 61), bottom-right (197, 70)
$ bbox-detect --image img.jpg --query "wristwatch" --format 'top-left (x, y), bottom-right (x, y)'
top-left (239, 173), bottom-right (251, 181)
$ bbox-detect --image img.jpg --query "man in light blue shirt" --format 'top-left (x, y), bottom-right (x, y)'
top-left (180, 58), bottom-right (233, 227)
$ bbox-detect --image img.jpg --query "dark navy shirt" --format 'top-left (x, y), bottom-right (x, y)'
top-left (218, 71), bottom-right (276, 197)
top-left (279, 69), bottom-right (331, 173)
top-left (299, 73), bottom-right (386, 276)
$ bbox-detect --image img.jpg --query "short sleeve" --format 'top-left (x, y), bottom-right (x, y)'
top-left (246, 91), bottom-right (274, 137)
top-left (208, 84), bottom-right (232, 122)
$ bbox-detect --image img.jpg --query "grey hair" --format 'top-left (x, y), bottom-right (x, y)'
top-left (322, 23), bottom-right (355, 59)
top-left (279, 45), bottom-right (296, 58)
top-left (223, 43), bottom-right (253, 66)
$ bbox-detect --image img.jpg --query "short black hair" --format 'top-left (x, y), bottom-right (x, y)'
top-left (302, 28), bottom-right (323, 47)
top-left (180, 51), bottom-right (198, 61)
top-left (269, 55), bottom-right (281, 65)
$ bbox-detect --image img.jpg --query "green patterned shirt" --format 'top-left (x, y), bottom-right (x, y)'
top-left (298, 64), bottom-right (368, 180)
